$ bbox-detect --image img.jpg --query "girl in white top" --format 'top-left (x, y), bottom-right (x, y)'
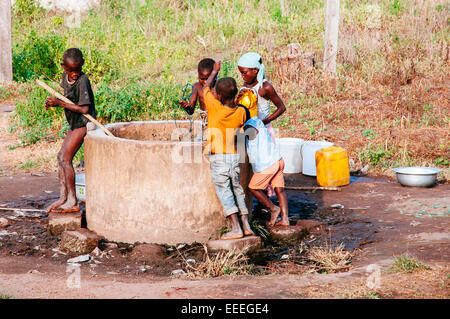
top-left (237, 52), bottom-right (286, 198)
top-left (237, 52), bottom-right (286, 133)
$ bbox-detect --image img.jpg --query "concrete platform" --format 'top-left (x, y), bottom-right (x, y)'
top-left (206, 236), bottom-right (262, 252)
top-left (48, 212), bottom-right (82, 236)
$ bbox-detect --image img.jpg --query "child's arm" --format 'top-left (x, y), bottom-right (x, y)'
top-left (179, 82), bottom-right (201, 115)
top-left (45, 97), bottom-right (89, 114)
top-left (260, 82), bottom-right (286, 125)
top-left (198, 61), bottom-right (221, 99)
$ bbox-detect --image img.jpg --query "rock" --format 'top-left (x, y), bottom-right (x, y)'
top-left (60, 229), bottom-right (99, 254)
top-left (331, 204), bottom-right (344, 209)
top-left (102, 242), bottom-right (118, 250)
top-left (171, 269), bottom-right (187, 277)
top-left (186, 259), bottom-right (196, 264)
top-left (28, 269), bottom-right (41, 274)
top-left (51, 247), bottom-right (67, 255)
top-left (296, 220), bottom-right (325, 235)
top-left (269, 225), bottom-right (307, 242)
top-left (90, 247), bottom-right (102, 257)
top-left (0, 217), bottom-right (9, 227)
top-left (361, 164), bottom-right (370, 173)
top-left (206, 236), bottom-right (262, 252)
top-left (129, 243), bottom-right (167, 262)
top-left (176, 244), bottom-right (186, 250)
top-left (48, 211), bottom-right (82, 236)
top-left (280, 254), bottom-right (289, 260)
top-left (67, 254), bottom-right (91, 263)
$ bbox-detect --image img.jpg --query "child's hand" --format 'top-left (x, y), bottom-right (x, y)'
top-left (213, 61), bottom-right (221, 73)
top-left (44, 97), bottom-right (61, 109)
top-left (179, 100), bottom-right (190, 109)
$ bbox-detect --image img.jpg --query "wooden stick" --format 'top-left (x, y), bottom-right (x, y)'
top-left (0, 207), bottom-right (46, 212)
top-left (285, 186), bottom-right (341, 191)
top-left (36, 79), bottom-right (115, 137)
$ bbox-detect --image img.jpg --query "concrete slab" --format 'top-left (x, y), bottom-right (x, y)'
top-left (48, 212), bottom-right (82, 236)
top-left (60, 228), bottom-right (99, 254)
top-left (270, 225), bottom-right (307, 242)
top-left (206, 236), bottom-right (262, 252)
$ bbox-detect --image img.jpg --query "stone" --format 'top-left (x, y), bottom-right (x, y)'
top-left (171, 269), bottom-right (187, 277)
top-left (0, 217), bottom-right (9, 227)
top-left (90, 247), bottom-right (102, 257)
top-left (296, 220), bottom-right (325, 235)
top-left (206, 236), bottom-right (262, 252)
top-left (129, 243), bottom-right (167, 262)
top-left (269, 225), bottom-right (307, 242)
top-left (60, 229), bottom-right (99, 254)
top-left (67, 254), bottom-right (91, 263)
top-left (102, 242), bottom-right (118, 250)
top-left (48, 211), bottom-right (82, 236)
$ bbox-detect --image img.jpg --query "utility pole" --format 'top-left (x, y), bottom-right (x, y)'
top-left (323, 0), bottom-right (340, 76)
top-left (0, 0), bottom-right (13, 84)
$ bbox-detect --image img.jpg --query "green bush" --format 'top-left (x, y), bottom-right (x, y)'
top-left (13, 85), bottom-right (64, 145)
top-left (12, 31), bottom-right (66, 82)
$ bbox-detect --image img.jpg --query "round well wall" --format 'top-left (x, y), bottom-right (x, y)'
top-left (84, 121), bottom-right (252, 245)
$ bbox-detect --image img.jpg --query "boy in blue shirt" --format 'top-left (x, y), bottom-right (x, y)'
top-left (244, 117), bottom-right (289, 227)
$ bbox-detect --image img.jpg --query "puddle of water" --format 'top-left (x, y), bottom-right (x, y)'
top-left (252, 194), bottom-right (318, 221)
top-left (350, 176), bottom-right (389, 184)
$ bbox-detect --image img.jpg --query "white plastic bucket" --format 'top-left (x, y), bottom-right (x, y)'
top-left (277, 138), bottom-right (304, 174)
top-left (302, 141), bottom-right (334, 176)
top-left (75, 173), bottom-right (86, 202)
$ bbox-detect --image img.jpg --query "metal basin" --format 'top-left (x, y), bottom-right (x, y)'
top-left (393, 167), bottom-right (441, 187)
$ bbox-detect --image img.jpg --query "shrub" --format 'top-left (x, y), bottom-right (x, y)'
top-left (12, 32), bottom-right (66, 82)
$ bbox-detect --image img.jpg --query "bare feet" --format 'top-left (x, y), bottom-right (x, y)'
top-left (53, 196), bottom-right (79, 213)
top-left (220, 229), bottom-right (243, 240)
top-left (266, 206), bottom-right (281, 228)
top-left (274, 219), bottom-right (290, 227)
top-left (240, 215), bottom-right (255, 236)
top-left (45, 197), bottom-right (67, 213)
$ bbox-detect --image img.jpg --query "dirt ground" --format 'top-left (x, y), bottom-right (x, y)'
top-left (0, 103), bottom-right (449, 299)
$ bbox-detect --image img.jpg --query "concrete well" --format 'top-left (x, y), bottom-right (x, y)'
top-left (84, 121), bottom-right (252, 245)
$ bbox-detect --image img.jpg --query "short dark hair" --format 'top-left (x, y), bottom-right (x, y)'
top-left (63, 48), bottom-right (84, 65)
top-left (215, 77), bottom-right (238, 101)
top-left (198, 58), bottom-right (215, 72)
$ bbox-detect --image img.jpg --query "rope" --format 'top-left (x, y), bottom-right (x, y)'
top-left (174, 83), bottom-right (194, 141)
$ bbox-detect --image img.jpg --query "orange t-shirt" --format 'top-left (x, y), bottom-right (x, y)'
top-left (203, 87), bottom-right (247, 154)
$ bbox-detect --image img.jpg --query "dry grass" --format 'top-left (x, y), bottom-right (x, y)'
top-left (300, 264), bottom-right (449, 299)
top-left (268, 0), bottom-right (449, 177)
top-left (185, 245), bottom-right (254, 278)
top-left (307, 243), bottom-right (354, 273)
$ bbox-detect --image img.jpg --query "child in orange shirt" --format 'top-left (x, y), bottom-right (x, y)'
top-left (199, 61), bottom-right (253, 240)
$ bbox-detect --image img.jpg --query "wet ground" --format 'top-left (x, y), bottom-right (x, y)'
top-left (0, 171), bottom-right (448, 299)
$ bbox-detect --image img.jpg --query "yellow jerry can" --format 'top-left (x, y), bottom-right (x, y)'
top-left (315, 146), bottom-right (350, 187)
top-left (235, 88), bottom-right (258, 118)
